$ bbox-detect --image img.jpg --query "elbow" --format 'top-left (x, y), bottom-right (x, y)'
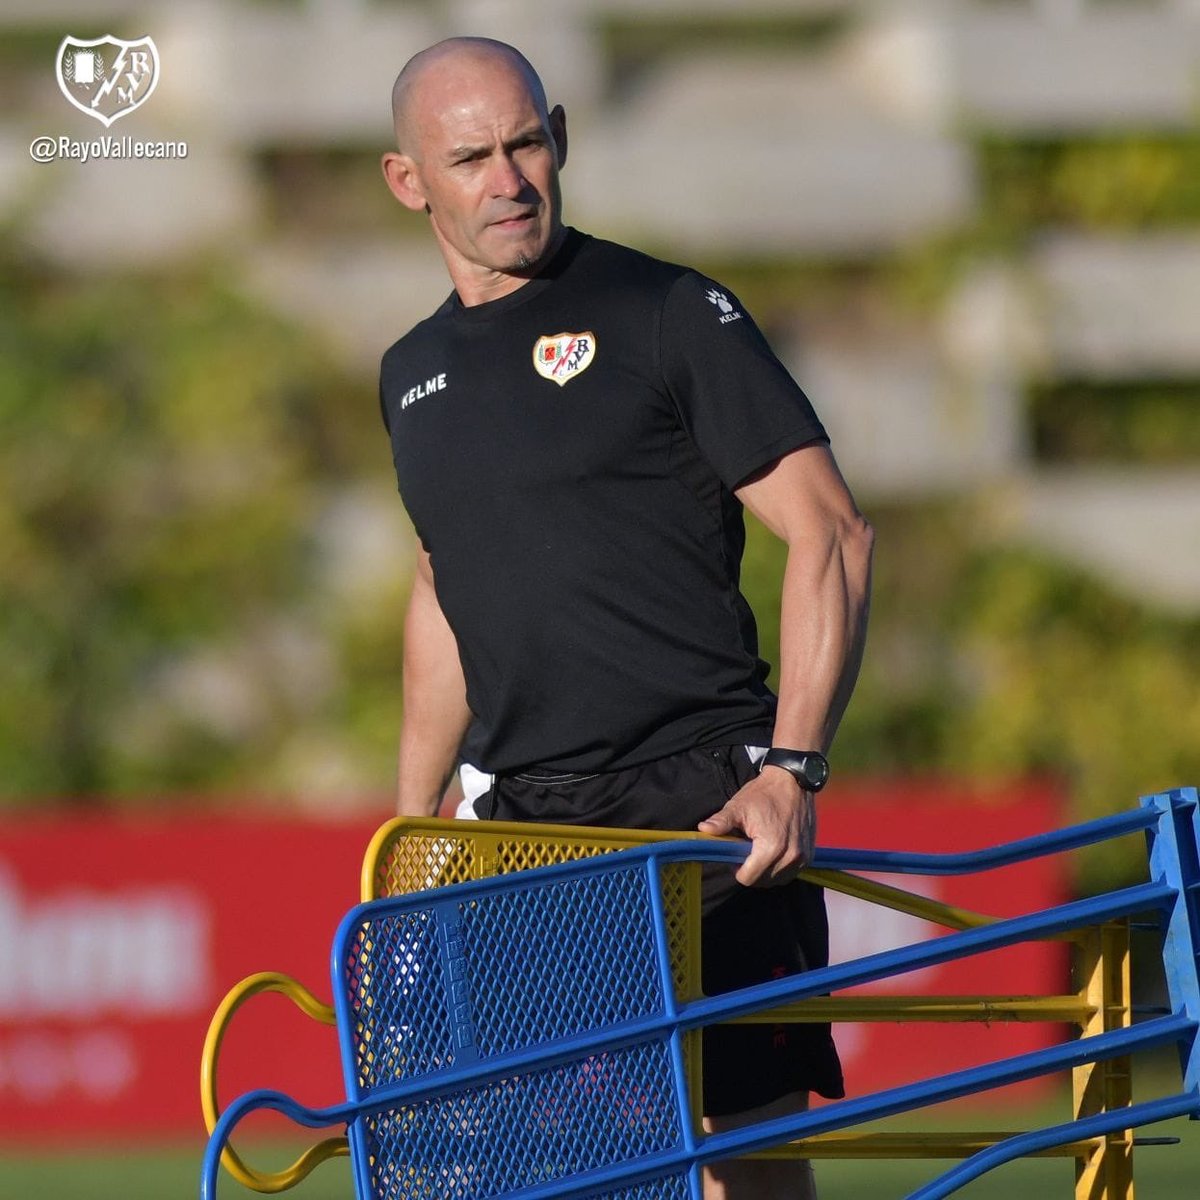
top-left (843, 509), bottom-right (875, 563)
top-left (841, 511), bottom-right (875, 591)
top-left (857, 511), bottom-right (876, 560)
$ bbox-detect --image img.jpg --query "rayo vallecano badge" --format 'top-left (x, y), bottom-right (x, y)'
top-left (532, 331), bottom-right (596, 387)
top-left (56, 35), bottom-right (160, 128)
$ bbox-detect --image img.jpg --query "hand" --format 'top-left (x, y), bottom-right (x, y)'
top-left (697, 767), bottom-right (816, 887)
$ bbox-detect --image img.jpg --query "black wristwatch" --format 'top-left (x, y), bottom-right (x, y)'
top-left (759, 748), bottom-right (830, 794)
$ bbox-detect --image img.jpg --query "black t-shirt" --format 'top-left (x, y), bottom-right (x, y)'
top-left (380, 230), bottom-right (828, 775)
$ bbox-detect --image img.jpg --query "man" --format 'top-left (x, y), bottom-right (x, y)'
top-left (378, 37), bottom-right (874, 1200)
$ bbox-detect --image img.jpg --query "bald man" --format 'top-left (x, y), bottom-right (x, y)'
top-left (378, 37), bottom-right (873, 1200)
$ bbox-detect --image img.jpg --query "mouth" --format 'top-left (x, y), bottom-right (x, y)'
top-left (489, 210), bottom-right (537, 230)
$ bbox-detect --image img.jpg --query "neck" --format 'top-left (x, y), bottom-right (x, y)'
top-left (443, 225), bottom-right (568, 308)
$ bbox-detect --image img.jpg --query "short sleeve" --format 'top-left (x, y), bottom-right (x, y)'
top-left (659, 272), bottom-right (828, 489)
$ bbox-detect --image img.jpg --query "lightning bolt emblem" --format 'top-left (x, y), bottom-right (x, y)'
top-left (91, 45), bottom-right (128, 109)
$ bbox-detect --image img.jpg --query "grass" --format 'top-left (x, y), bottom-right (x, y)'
top-left (0, 1140), bottom-right (354, 1200)
top-left (2, 1103), bottom-right (1197, 1200)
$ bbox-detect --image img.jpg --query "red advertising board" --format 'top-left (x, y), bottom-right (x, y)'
top-left (0, 779), bottom-right (1066, 1145)
top-left (0, 810), bottom-right (379, 1146)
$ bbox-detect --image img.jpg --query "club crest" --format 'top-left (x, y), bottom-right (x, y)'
top-left (56, 35), bottom-right (160, 128)
top-left (532, 331), bottom-right (596, 387)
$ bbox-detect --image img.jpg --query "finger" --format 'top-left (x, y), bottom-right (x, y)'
top-left (740, 816), bottom-right (807, 887)
top-left (734, 822), bottom-right (792, 886)
top-left (742, 850), bottom-right (803, 887)
top-left (697, 802), bottom-right (740, 835)
top-left (735, 839), bottom-right (777, 887)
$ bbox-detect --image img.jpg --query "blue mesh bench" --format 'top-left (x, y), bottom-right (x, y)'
top-left (200, 788), bottom-right (1200, 1199)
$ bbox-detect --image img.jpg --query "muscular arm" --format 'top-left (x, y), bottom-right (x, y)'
top-left (698, 442), bottom-right (874, 885)
top-left (396, 546), bottom-right (472, 815)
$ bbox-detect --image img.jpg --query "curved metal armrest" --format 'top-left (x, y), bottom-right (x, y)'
top-left (201, 1084), bottom-right (356, 1200)
top-left (201, 971), bottom-right (346, 1193)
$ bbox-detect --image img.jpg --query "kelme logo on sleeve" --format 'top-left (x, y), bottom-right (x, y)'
top-left (705, 288), bottom-right (743, 325)
top-left (532, 332), bottom-right (596, 387)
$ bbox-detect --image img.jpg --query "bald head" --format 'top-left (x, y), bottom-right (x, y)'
top-left (381, 37), bottom-right (568, 304)
top-left (391, 37), bottom-right (550, 159)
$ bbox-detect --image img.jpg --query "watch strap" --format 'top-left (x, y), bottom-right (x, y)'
top-left (759, 748), bottom-right (830, 793)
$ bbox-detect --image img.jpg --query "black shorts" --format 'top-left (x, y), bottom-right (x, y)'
top-left (477, 743), bottom-right (845, 1116)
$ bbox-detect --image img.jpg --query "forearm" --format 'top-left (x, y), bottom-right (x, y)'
top-left (735, 443), bottom-right (874, 756)
top-left (397, 691), bottom-right (470, 817)
top-left (703, 451), bottom-right (872, 882)
top-left (396, 559), bottom-right (472, 815)
top-left (772, 511), bottom-right (874, 753)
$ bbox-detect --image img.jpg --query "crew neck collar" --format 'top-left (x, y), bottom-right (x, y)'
top-left (446, 228), bottom-right (585, 322)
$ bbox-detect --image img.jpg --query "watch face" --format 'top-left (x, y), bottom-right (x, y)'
top-left (804, 755), bottom-right (830, 791)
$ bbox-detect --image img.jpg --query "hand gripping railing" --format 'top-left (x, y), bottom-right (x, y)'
top-left (200, 788), bottom-right (1200, 1200)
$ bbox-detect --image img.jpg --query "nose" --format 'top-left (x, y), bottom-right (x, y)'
top-left (490, 152), bottom-right (527, 199)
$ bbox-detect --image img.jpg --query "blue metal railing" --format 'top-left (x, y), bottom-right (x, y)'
top-left (200, 787), bottom-right (1200, 1200)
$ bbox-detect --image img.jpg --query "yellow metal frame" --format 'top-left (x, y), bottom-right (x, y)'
top-left (202, 817), bottom-right (1138, 1198)
top-left (200, 972), bottom-right (345, 1193)
top-left (1072, 920), bottom-right (1135, 1200)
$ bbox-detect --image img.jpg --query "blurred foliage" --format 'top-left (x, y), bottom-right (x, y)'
top-left (742, 502), bottom-right (1200, 892)
top-left (0, 28), bottom-right (60, 63)
top-left (599, 11), bottom-right (849, 93)
top-left (255, 148), bottom-right (404, 238)
top-left (978, 135), bottom-right (1200, 231)
top-left (1030, 379), bottom-right (1200, 464)
top-left (864, 134), bottom-right (1200, 320)
top-left (0, 27), bottom-right (67, 109)
top-left (0, 252), bottom-right (405, 806)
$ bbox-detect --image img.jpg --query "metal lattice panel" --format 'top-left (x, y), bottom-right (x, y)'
top-left (597, 1178), bottom-right (694, 1200)
top-left (493, 837), bottom-right (611, 873)
top-left (374, 834), bottom-right (475, 896)
top-left (367, 823), bottom-right (701, 1003)
top-left (344, 909), bottom-right (456, 1089)
top-left (361, 1042), bottom-right (685, 1200)
top-left (657, 863), bottom-right (693, 999)
top-left (345, 863), bottom-right (668, 1087)
top-left (460, 865), bottom-right (665, 1057)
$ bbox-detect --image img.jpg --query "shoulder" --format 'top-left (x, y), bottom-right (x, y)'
top-left (570, 231), bottom-right (692, 298)
top-left (574, 234), bottom-right (742, 325)
top-left (380, 294), bottom-right (455, 378)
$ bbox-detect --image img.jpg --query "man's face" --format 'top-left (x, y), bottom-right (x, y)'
top-left (402, 57), bottom-right (566, 280)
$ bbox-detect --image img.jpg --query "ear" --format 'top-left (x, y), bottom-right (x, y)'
top-left (381, 151), bottom-right (429, 213)
top-left (549, 104), bottom-right (568, 170)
